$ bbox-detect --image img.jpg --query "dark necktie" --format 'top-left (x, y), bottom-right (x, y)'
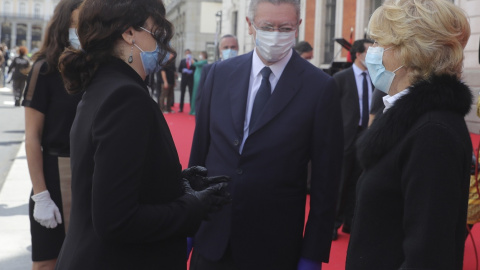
top-left (361, 72), bottom-right (369, 129)
top-left (250, 67), bottom-right (272, 132)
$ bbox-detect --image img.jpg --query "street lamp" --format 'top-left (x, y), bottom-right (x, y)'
top-left (214, 10), bottom-right (222, 61)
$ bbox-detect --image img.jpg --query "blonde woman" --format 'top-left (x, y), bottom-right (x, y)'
top-left (346, 0), bottom-right (472, 269)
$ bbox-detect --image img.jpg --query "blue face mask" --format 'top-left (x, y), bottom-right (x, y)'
top-left (134, 43), bottom-right (170, 76)
top-left (69, 28), bottom-right (81, 50)
top-left (365, 46), bottom-right (403, 94)
top-left (221, 49), bottom-right (238, 60)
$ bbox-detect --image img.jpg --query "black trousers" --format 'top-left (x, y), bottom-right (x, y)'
top-left (180, 77), bottom-right (193, 110)
top-left (335, 127), bottom-right (364, 230)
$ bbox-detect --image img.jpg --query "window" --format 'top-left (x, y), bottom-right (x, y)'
top-left (19, 2), bottom-right (27, 16)
top-left (323, 0), bottom-right (336, 63)
top-left (34, 3), bottom-right (42, 19)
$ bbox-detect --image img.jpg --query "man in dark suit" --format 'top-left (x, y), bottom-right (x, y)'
top-left (195, 34), bottom-right (239, 115)
top-left (177, 49), bottom-right (195, 112)
top-left (188, 0), bottom-right (343, 269)
top-left (332, 39), bottom-right (373, 240)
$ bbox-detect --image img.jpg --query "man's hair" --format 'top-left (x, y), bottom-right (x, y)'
top-left (294, 41), bottom-right (313, 54)
top-left (219, 34), bottom-right (238, 48)
top-left (185, 49), bottom-right (191, 53)
top-left (349, 39), bottom-right (373, 63)
top-left (248, 0), bottom-right (300, 22)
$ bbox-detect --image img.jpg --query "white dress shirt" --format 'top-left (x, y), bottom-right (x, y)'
top-left (352, 63), bottom-right (373, 126)
top-left (239, 48), bottom-right (293, 153)
top-left (383, 88), bottom-right (410, 112)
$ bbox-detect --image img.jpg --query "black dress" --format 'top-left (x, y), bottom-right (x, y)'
top-left (55, 58), bottom-right (205, 269)
top-left (22, 60), bottom-right (82, 261)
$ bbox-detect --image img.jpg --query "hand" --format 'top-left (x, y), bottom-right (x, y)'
top-left (182, 178), bottom-right (231, 216)
top-left (181, 166), bottom-right (230, 191)
top-left (31, 190), bottom-right (62, 229)
top-left (297, 258), bottom-right (322, 270)
top-left (163, 83), bottom-right (169, 89)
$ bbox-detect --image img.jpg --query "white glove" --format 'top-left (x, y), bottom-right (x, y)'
top-left (31, 190), bottom-right (62, 229)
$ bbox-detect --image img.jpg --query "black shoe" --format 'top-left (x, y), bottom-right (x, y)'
top-left (332, 229), bottom-right (338, 241)
top-left (179, 109), bottom-right (183, 113)
top-left (14, 100), bottom-right (20, 107)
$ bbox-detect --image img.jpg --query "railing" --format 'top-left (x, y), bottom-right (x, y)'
top-left (0, 12), bottom-right (46, 21)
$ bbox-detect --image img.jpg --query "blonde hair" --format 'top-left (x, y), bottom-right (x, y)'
top-left (368, 0), bottom-right (470, 84)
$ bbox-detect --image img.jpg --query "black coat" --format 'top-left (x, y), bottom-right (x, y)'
top-left (346, 75), bottom-right (473, 269)
top-left (56, 58), bottom-right (204, 270)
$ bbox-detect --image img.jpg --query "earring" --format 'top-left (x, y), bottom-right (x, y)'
top-left (128, 40), bottom-right (134, 63)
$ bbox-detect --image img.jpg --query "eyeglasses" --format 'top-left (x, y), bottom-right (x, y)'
top-left (253, 23), bottom-right (297, 33)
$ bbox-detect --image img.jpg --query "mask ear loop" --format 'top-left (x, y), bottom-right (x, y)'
top-left (128, 39), bottom-right (135, 63)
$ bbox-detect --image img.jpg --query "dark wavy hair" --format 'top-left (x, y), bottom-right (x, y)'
top-left (59, 0), bottom-right (176, 94)
top-left (33, 0), bottom-right (84, 73)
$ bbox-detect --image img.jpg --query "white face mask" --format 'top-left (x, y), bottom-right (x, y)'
top-left (365, 46), bottom-right (403, 94)
top-left (253, 25), bottom-right (296, 63)
top-left (68, 28), bottom-right (81, 50)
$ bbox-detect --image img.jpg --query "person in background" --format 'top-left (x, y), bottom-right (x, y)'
top-left (346, 0), bottom-right (472, 269)
top-left (332, 39), bottom-right (373, 240)
top-left (195, 34), bottom-right (239, 115)
top-left (55, 0), bottom-right (231, 268)
top-left (189, 51), bottom-right (208, 115)
top-left (22, 1), bottom-right (83, 269)
top-left (294, 41), bottom-right (313, 60)
top-left (189, 0), bottom-right (343, 269)
top-left (159, 53), bottom-right (176, 113)
top-left (178, 49), bottom-right (195, 112)
top-left (0, 45), bottom-right (5, 87)
top-left (8, 46), bottom-right (30, 106)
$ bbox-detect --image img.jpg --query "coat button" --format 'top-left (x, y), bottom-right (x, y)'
top-left (236, 169), bottom-right (243, 175)
top-left (233, 139), bottom-right (239, 146)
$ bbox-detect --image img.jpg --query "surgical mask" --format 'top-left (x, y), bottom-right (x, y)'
top-left (365, 46), bottom-right (403, 94)
top-left (68, 28), bottom-right (81, 50)
top-left (221, 49), bottom-right (238, 60)
top-left (134, 43), bottom-right (170, 76)
top-left (253, 26), bottom-right (296, 63)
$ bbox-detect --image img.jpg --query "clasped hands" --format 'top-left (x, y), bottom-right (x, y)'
top-left (181, 166), bottom-right (231, 217)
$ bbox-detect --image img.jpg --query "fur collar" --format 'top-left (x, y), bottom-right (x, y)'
top-left (357, 75), bottom-right (472, 169)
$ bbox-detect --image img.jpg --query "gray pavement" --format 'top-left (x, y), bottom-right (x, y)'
top-left (0, 84), bottom-right (31, 269)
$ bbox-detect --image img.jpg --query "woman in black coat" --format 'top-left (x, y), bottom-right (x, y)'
top-left (346, 0), bottom-right (472, 269)
top-left (55, 0), bottom-right (230, 269)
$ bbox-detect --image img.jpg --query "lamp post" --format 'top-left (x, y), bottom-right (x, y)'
top-left (214, 10), bottom-right (222, 61)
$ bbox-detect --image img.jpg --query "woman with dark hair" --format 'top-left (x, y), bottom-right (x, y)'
top-left (56, 0), bottom-right (230, 269)
top-left (21, 0), bottom-right (83, 269)
top-left (8, 46), bottom-right (30, 106)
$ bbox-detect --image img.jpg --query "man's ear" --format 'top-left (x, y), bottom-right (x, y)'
top-left (122, 27), bottom-right (135, 45)
top-left (246, 17), bottom-right (254, 35)
top-left (295, 19), bottom-right (303, 39)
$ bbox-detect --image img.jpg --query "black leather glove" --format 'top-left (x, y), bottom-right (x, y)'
top-left (182, 178), bottom-right (231, 216)
top-left (181, 166), bottom-right (230, 191)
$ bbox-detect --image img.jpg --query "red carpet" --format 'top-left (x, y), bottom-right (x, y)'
top-left (164, 103), bottom-right (480, 269)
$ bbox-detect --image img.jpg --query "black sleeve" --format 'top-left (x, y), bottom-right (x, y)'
top-left (370, 88), bottom-right (387, 116)
top-left (91, 87), bottom-right (204, 243)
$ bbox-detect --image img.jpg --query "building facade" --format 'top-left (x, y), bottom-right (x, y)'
top-left (164, 0), bottom-right (222, 65)
top-left (1, 0), bottom-right (58, 52)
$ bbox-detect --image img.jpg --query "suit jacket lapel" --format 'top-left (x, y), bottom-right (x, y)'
top-left (249, 51), bottom-right (303, 135)
top-left (229, 52), bottom-right (253, 136)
